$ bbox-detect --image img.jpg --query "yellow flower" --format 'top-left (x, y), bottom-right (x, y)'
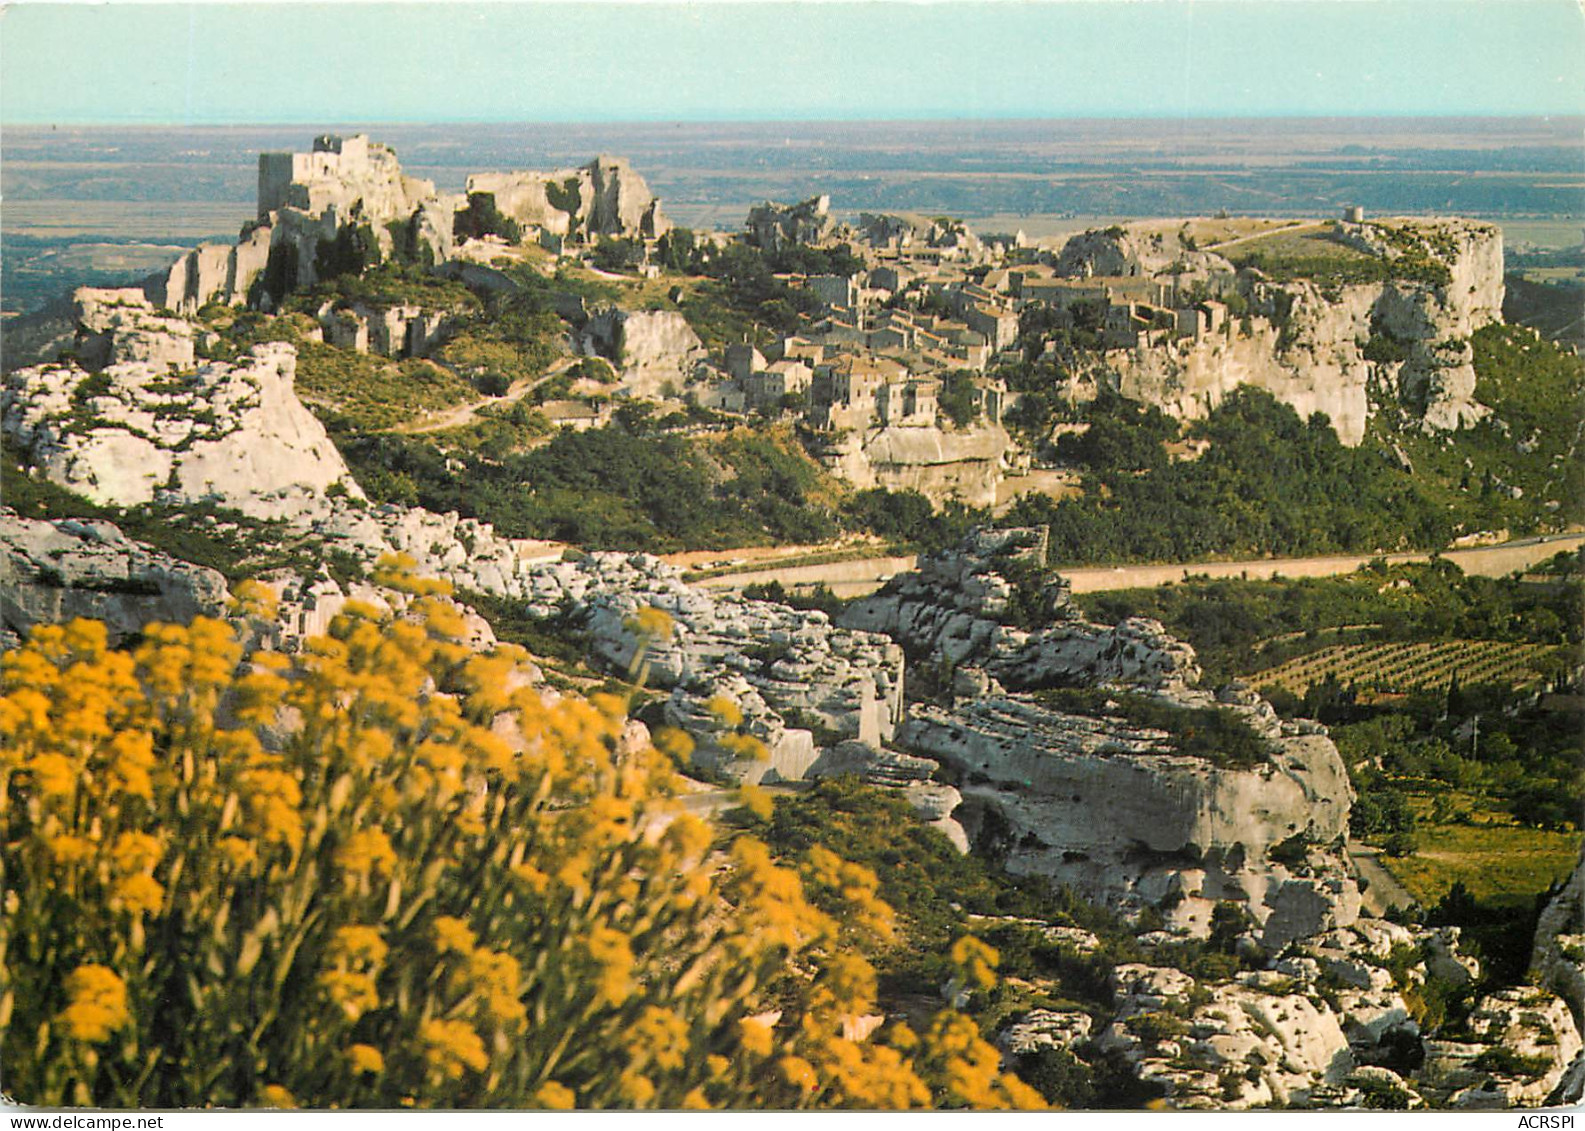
top-left (738, 1017), bottom-right (774, 1057)
top-left (421, 1018), bottom-right (488, 1079)
top-left (707, 1055), bottom-right (731, 1078)
top-left (616, 1069), bottom-right (655, 1106)
top-left (26, 753), bottom-right (76, 797)
top-left (652, 726), bottom-right (695, 763)
top-left (534, 1081), bottom-right (576, 1110)
top-left (661, 813), bottom-right (712, 861)
top-left (347, 1044), bottom-right (385, 1075)
top-left (681, 1088), bottom-right (712, 1110)
top-left (260, 1085), bottom-right (296, 1109)
top-left (627, 1006), bottom-right (690, 1070)
top-left (584, 926), bottom-right (633, 1007)
top-left (46, 834), bottom-right (97, 865)
top-left (230, 579), bottom-right (280, 621)
top-left (337, 828), bottom-right (397, 879)
top-left (318, 970), bottom-right (379, 1021)
top-left (112, 873), bottom-right (165, 916)
top-left (110, 830), bottom-right (161, 874)
top-left (330, 925), bottom-right (389, 967)
top-left (433, 916), bottom-right (477, 956)
top-left (511, 863), bottom-right (550, 893)
top-left (469, 949), bottom-right (526, 1024)
top-left (217, 836), bottom-right (257, 869)
top-left (105, 730), bottom-right (157, 800)
top-left (778, 1055), bottom-right (819, 1093)
top-left (56, 965), bottom-right (131, 1043)
top-left (706, 695), bottom-right (743, 727)
top-left (950, 936), bottom-right (1000, 991)
top-left (719, 732), bottom-right (768, 762)
top-left (737, 784), bottom-right (774, 820)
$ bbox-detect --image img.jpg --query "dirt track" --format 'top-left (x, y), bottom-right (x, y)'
top-left (697, 533), bottom-right (1584, 599)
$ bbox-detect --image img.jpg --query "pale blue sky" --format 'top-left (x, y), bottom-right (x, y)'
top-left (2, 1), bottom-right (1582, 124)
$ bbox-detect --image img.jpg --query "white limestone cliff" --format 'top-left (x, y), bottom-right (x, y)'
top-left (3, 295), bottom-right (356, 515)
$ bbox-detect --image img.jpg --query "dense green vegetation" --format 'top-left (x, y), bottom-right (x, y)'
top-left (1009, 388), bottom-right (1456, 564)
top-left (660, 234), bottom-right (865, 348)
top-left (1074, 555), bottom-right (1581, 991)
top-left (341, 424), bottom-right (846, 551)
top-left (1374, 324), bottom-right (1585, 534)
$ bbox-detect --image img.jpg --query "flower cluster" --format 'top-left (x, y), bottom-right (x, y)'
top-left (2, 557), bottom-right (1043, 1109)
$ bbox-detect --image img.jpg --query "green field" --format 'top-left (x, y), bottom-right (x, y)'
top-left (1382, 795), bottom-right (1582, 911)
top-left (1254, 638), bottom-right (1563, 697)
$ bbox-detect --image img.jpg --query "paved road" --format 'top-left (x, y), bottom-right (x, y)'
top-left (698, 532), bottom-right (1584, 599)
top-left (1349, 844), bottom-right (1418, 916)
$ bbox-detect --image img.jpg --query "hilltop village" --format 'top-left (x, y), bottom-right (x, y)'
top-left (3, 135), bottom-right (1581, 1112)
top-left (119, 133), bottom-right (1510, 509)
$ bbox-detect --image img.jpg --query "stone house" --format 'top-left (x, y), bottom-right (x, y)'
top-left (809, 355), bottom-right (908, 431)
top-left (964, 303), bottom-right (1019, 352)
top-left (743, 359), bottom-right (814, 412)
top-left (876, 378), bottom-right (940, 427)
top-left (726, 342), bottom-right (768, 382)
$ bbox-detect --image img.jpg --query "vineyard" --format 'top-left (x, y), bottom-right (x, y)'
top-left (1251, 638), bottom-right (1565, 698)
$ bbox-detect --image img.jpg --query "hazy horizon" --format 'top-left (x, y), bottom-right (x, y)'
top-left (4, 2), bottom-right (1582, 126)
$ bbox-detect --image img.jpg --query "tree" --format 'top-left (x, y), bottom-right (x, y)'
top-left (454, 193), bottom-right (522, 243)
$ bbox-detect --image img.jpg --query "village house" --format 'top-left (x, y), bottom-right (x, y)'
top-left (743, 358), bottom-right (814, 412)
top-left (808, 354), bottom-right (908, 431)
top-left (876, 377), bottom-right (941, 427)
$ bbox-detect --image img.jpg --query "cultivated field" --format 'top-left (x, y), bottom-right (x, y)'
top-left (1253, 638), bottom-right (1565, 697)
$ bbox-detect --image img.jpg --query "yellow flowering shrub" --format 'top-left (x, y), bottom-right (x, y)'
top-left (1, 574), bottom-right (1041, 1109)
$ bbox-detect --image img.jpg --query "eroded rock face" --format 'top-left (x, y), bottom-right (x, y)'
top-left (468, 156), bottom-right (669, 243)
top-left (1077, 218), bottom-right (1504, 444)
top-left (814, 423), bottom-right (1012, 508)
top-left (1094, 964), bottom-right (1354, 1109)
top-left (0, 511), bottom-right (230, 647)
top-left (1419, 988), bottom-right (1583, 1108)
top-left (987, 917), bottom-right (1570, 1111)
top-left (1531, 848), bottom-right (1585, 1029)
top-left (579, 308), bottom-right (704, 397)
top-left (746, 196), bottom-right (833, 251)
top-left (843, 527), bottom-right (1356, 936)
top-left (1058, 225), bottom-right (1234, 281)
top-left (900, 693), bottom-right (1354, 932)
top-left (3, 336), bottom-right (356, 516)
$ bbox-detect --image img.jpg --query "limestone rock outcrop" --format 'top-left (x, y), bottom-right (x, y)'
top-left (842, 527), bottom-right (1199, 690)
top-left (1418, 988), bottom-right (1583, 1108)
top-left (3, 302), bottom-right (357, 515)
top-left (1531, 848), bottom-right (1585, 1028)
top-left (746, 196), bottom-right (833, 251)
top-left (843, 527), bottom-right (1357, 936)
top-left (579, 308), bottom-right (704, 396)
top-left (814, 422), bottom-right (1012, 508)
top-left (1058, 224), bottom-right (1234, 281)
top-left (467, 156), bottom-right (669, 243)
top-left (1066, 218), bottom-right (1504, 445)
top-left (0, 511), bottom-right (230, 648)
top-left (1094, 964), bottom-right (1354, 1109)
